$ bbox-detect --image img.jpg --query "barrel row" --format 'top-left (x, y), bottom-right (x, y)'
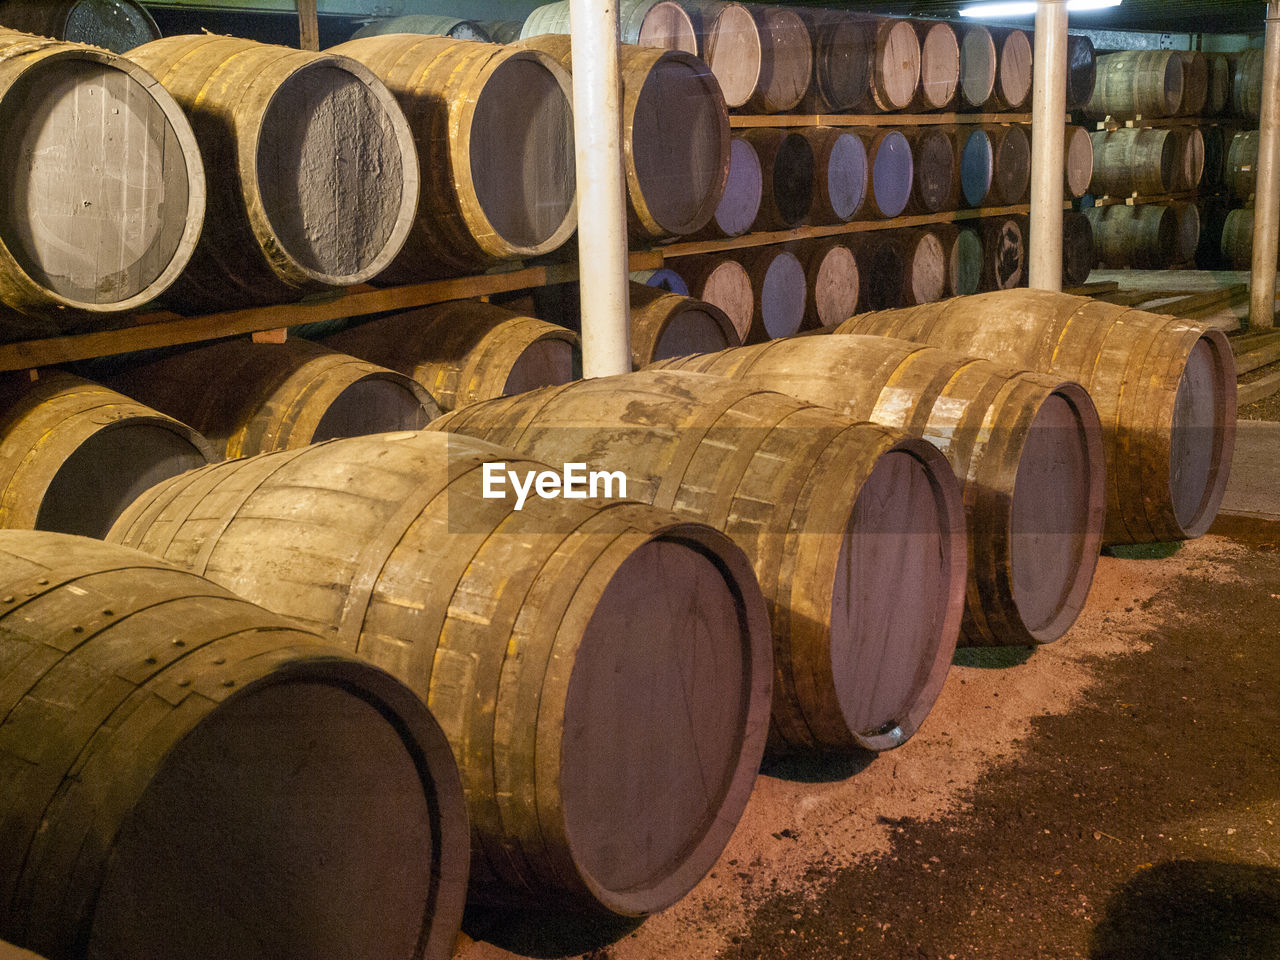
top-left (1084, 48), bottom-right (1264, 122)
top-left (1085, 203), bottom-right (1202, 270)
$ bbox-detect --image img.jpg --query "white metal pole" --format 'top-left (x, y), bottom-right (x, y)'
top-left (569, 0), bottom-right (633, 376)
top-left (1250, 1), bottom-right (1280, 328)
top-left (1028, 0), bottom-right (1069, 291)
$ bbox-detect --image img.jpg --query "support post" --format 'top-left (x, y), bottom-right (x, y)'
top-left (569, 0), bottom-right (632, 377)
top-left (1250, 1), bottom-right (1280, 328)
top-left (296, 0), bottom-right (319, 50)
top-left (1028, 0), bottom-right (1069, 291)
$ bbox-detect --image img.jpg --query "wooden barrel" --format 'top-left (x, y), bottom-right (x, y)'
top-left (1062, 210), bottom-right (1095, 287)
top-left (957, 24), bottom-right (997, 110)
top-left (742, 246), bottom-right (807, 341)
top-left (742, 128), bottom-right (813, 232)
top-left (934, 223), bottom-right (983, 297)
top-left (905, 127), bottom-right (958, 214)
top-left (0, 940), bottom-right (43, 959)
top-left (628, 282), bottom-right (740, 365)
top-left (655, 337), bottom-right (1106, 647)
top-left (322, 302), bottom-right (579, 411)
top-left (683, 1), bottom-right (760, 109)
top-left (848, 234), bottom-right (905, 310)
top-left (521, 36), bottom-right (729, 239)
top-left (1233, 49), bottom-right (1263, 120)
top-left (840, 289), bottom-right (1237, 543)
top-left (1085, 50), bottom-right (1184, 120)
top-left (796, 9), bottom-right (872, 114)
top-left (799, 240), bottom-right (860, 330)
top-left (1176, 50), bottom-right (1209, 116)
top-left (1171, 202), bottom-right (1201, 264)
top-left (1089, 127), bottom-right (1179, 197)
top-left (1201, 123), bottom-right (1229, 189)
top-left (1065, 125), bottom-right (1095, 199)
top-left (1171, 127), bottom-right (1206, 192)
top-left (0, 0), bottom-right (157, 52)
top-left (631, 267), bottom-right (690, 295)
top-left (697, 134), bottom-right (764, 239)
top-left (477, 19), bottom-right (524, 44)
top-left (796, 127), bottom-right (868, 224)
top-left (104, 338), bottom-right (438, 459)
top-left (0, 531), bottom-right (468, 960)
top-left (959, 125), bottom-right (995, 207)
top-left (912, 19), bottom-right (960, 111)
top-left (1085, 204), bottom-right (1179, 269)
top-left (0, 30), bottom-right (203, 332)
top-left (976, 123), bottom-right (1031, 205)
top-left (1204, 52), bottom-right (1232, 116)
top-left (108, 430), bottom-right (772, 914)
top-left (1227, 129), bottom-right (1260, 199)
top-left (0, 372), bottom-right (213, 539)
top-left (1220, 207), bottom-right (1278, 270)
top-left (430, 371), bottom-right (965, 753)
top-left (892, 228), bottom-right (948, 307)
top-left (989, 27), bottom-right (1032, 111)
top-left (1065, 33), bottom-right (1097, 111)
top-left (979, 216), bottom-right (1026, 291)
top-left (742, 5), bottom-right (812, 114)
top-left (127, 36), bottom-right (416, 312)
top-left (672, 255), bottom-right (755, 342)
top-left (328, 34), bottom-right (575, 280)
top-left (351, 14), bottom-right (490, 41)
top-left (857, 127), bottom-right (914, 219)
top-left (866, 17), bottom-right (921, 112)
top-left (521, 0), bottom-right (696, 52)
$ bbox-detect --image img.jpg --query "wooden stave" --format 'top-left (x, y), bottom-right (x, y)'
top-left (741, 128), bottom-right (814, 232)
top-left (911, 19), bottom-right (960, 112)
top-left (793, 126), bottom-right (867, 224)
top-left (1204, 52), bottom-right (1232, 116)
top-left (671, 254), bottom-right (756, 342)
top-left (683, 0), bottom-right (761, 109)
top-left (741, 4), bottom-right (812, 114)
top-left (330, 34), bottom-right (575, 280)
top-left (1084, 50), bottom-right (1184, 121)
top-left (1175, 50), bottom-right (1208, 117)
top-left (1065, 33), bottom-right (1096, 111)
top-left (795, 8), bottom-right (872, 114)
top-left (431, 370), bottom-right (965, 754)
top-left (0, 371), bottom-right (215, 538)
top-left (1227, 129), bottom-right (1259, 200)
top-left (837, 289), bottom-right (1237, 544)
top-left (521, 35), bottom-right (729, 239)
top-left (0, 530), bottom-right (468, 960)
top-left (102, 337), bottom-right (438, 459)
top-left (1232, 48), bottom-right (1263, 120)
top-left (797, 239), bottom-right (860, 330)
top-left (627, 282), bottom-right (741, 365)
top-left (0, 30), bottom-right (205, 327)
top-left (322, 301), bottom-right (580, 411)
top-left (106, 429), bottom-right (773, 916)
top-left (127, 35), bottom-right (417, 312)
top-left (652, 336), bottom-right (1106, 646)
top-left (0, 0), bottom-right (159, 52)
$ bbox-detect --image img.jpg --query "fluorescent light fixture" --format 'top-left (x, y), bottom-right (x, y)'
top-left (959, 0), bottom-right (1121, 16)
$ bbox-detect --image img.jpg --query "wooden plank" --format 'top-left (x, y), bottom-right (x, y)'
top-left (296, 0), bottom-right (320, 50)
top-left (1091, 189), bottom-right (1210, 208)
top-left (1147, 284), bottom-right (1248, 318)
top-left (1063, 281), bottom-right (1121, 296)
top-left (729, 112), bottom-right (1035, 129)
top-left (1235, 334), bottom-right (1280, 375)
top-left (659, 204), bottom-right (1033, 259)
top-left (1238, 365), bottom-right (1280, 406)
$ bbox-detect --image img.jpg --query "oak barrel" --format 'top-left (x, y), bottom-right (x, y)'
top-left (1220, 207), bottom-right (1277, 270)
top-left (912, 19), bottom-right (960, 111)
top-left (1171, 202), bottom-right (1201, 264)
top-left (1088, 127), bottom-right (1179, 198)
top-left (957, 23), bottom-right (997, 110)
top-left (741, 5), bottom-right (812, 114)
top-left (1172, 127), bottom-right (1206, 192)
top-left (1085, 50), bottom-right (1184, 120)
top-left (742, 246), bottom-right (808, 341)
top-left (631, 267), bottom-right (691, 295)
top-left (429, 371), bottom-right (966, 754)
top-left (905, 126), bottom-right (959, 215)
top-left (329, 34), bottom-right (575, 280)
top-left (521, 0), bottom-right (696, 53)
top-left (959, 125), bottom-right (996, 207)
top-left (322, 301), bottom-right (579, 411)
top-left (838, 289), bottom-right (1237, 543)
top-left (628, 282), bottom-right (740, 365)
top-left (795, 127), bottom-right (868, 224)
top-left (1232, 49), bottom-right (1263, 120)
top-left (799, 240), bottom-right (860, 330)
top-left (104, 338), bottom-right (437, 459)
top-left (934, 223), bottom-right (983, 298)
top-left (857, 127), bottom-right (914, 219)
top-left (1201, 123), bottom-right (1229, 189)
top-left (0, 0), bottom-right (157, 52)
top-left (697, 134), bottom-right (764, 239)
top-left (127, 35), bottom-right (416, 311)
top-left (683, 1), bottom-right (761, 109)
top-left (742, 128), bottom-right (814, 232)
top-left (1227, 129), bottom-right (1260, 199)
top-left (1065, 125), bottom-right (1095, 199)
top-left (0, 372), bottom-right (213, 539)
top-left (0, 30), bottom-right (204, 332)
top-left (989, 27), bottom-right (1032, 111)
top-left (655, 337), bottom-right (1106, 646)
top-left (1085, 204), bottom-right (1179, 270)
top-left (796, 9), bottom-right (872, 114)
top-left (671, 255), bottom-right (755, 342)
top-left (848, 234), bottom-right (905, 310)
top-left (522, 35), bottom-right (729, 239)
top-left (979, 216), bottom-right (1026, 291)
top-left (985, 123), bottom-right (1031, 205)
top-left (1176, 50), bottom-right (1208, 116)
top-left (350, 14), bottom-right (490, 41)
top-left (1062, 210), bottom-right (1095, 287)
top-left (108, 430), bottom-right (772, 915)
top-left (1204, 52), bottom-right (1231, 116)
top-left (0, 531), bottom-right (468, 960)
top-left (1065, 34), bottom-right (1097, 111)
top-left (477, 19), bottom-right (524, 44)
top-left (888, 228), bottom-right (946, 307)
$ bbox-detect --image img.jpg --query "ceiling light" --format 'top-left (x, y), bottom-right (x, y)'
top-left (959, 0), bottom-right (1122, 16)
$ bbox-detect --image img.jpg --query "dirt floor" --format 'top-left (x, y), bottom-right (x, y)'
top-left (457, 530), bottom-right (1280, 960)
top-left (1240, 391), bottom-right (1280, 422)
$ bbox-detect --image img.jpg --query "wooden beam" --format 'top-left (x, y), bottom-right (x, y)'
top-left (1238, 366), bottom-right (1280, 405)
top-left (1235, 333), bottom-right (1280, 375)
top-left (296, 0), bottom-right (319, 50)
top-left (730, 112), bottom-right (1034, 129)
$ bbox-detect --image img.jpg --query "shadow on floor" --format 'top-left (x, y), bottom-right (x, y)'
top-left (462, 902), bottom-right (643, 959)
top-left (760, 747), bottom-right (876, 783)
top-left (1090, 859), bottom-right (1280, 960)
top-left (952, 645), bottom-right (1036, 669)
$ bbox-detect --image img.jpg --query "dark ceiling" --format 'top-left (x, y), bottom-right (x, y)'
top-left (780, 0), bottom-right (1268, 35)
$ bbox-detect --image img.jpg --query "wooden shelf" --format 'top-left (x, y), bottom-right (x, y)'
top-left (1090, 189), bottom-right (1225, 207)
top-left (1091, 115), bottom-right (1235, 131)
top-left (730, 112), bottom-right (1033, 129)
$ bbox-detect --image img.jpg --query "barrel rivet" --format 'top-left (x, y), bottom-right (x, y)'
top-left (222, 679), bottom-right (236, 688)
